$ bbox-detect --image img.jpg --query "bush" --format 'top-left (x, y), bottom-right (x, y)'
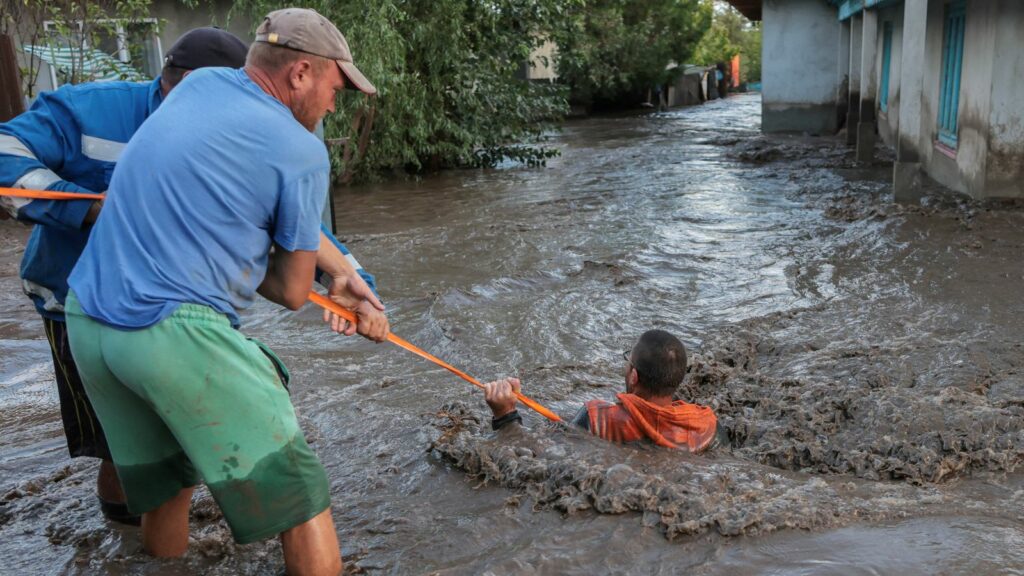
top-left (551, 0), bottom-right (711, 109)
top-left (232, 0), bottom-right (576, 181)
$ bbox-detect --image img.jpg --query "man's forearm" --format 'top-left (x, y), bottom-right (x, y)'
top-left (317, 230), bottom-right (357, 280)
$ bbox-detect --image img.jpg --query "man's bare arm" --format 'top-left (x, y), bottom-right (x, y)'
top-left (317, 231), bottom-right (389, 341)
top-left (257, 244), bottom-right (318, 310)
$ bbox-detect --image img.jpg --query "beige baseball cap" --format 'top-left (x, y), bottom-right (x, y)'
top-left (254, 8), bottom-right (376, 95)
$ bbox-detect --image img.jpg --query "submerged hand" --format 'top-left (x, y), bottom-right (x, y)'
top-left (484, 377), bottom-right (521, 418)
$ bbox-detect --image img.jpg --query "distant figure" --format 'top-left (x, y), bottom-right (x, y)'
top-left (716, 62), bottom-right (729, 98)
top-left (484, 330), bottom-right (721, 452)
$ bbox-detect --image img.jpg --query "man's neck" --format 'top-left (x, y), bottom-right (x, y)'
top-left (632, 390), bottom-right (674, 406)
top-left (245, 65), bottom-right (291, 108)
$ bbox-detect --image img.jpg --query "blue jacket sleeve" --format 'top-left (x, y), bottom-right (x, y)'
top-left (316, 222), bottom-right (379, 296)
top-left (0, 89), bottom-right (95, 229)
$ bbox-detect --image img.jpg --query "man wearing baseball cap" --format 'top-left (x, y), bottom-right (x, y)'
top-left (0, 26), bottom-right (247, 526)
top-left (66, 8), bottom-right (383, 574)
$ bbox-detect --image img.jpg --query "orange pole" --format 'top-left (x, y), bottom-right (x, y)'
top-left (0, 187), bottom-right (105, 201)
top-left (2, 187), bottom-right (563, 422)
top-left (309, 292), bottom-right (561, 422)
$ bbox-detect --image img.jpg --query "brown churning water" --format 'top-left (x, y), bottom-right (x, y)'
top-left (3, 94), bottom-right (1024, 574)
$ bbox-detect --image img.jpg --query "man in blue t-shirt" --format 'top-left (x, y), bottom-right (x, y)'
top-left (66, 9), bottom-right (383, 573)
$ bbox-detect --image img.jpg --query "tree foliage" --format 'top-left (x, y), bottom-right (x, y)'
top-left (231, 0), bottom-right (577, 180)
top-left (230, 0), bottom-right (715, 180)
top-left (551, 0), bottom-right (711, 108)
top-left (692, 1), bottom-right (760, 82)
top-left (1, 0), bottom-right (154, 98)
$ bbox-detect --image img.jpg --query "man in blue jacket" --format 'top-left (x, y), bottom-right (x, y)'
top-left (0, 26), bottom-right (385, 525)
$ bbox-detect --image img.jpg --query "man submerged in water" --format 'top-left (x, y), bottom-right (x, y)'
top-left (484, 329), bottom-right (722, 452)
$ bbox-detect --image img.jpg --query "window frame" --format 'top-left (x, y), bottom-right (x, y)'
top-left (40, 18), bottom-right (162, 87)
top-left (879, 21), bottom-right (893, 114)
top-left (937, 0), bottom-right (966, 149)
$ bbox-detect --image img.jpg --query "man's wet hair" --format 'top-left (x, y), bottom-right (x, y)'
top-left (631, 329), bottom-right (687, 396)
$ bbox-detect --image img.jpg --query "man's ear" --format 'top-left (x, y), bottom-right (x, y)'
top-left (626, 367), bottom-right (638, 393)
top-left (288, 59), bottom-right (314, 90)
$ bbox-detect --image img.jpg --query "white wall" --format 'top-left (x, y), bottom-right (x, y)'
top-left (904, 0), bottom-right (1024, 199)
top-left (984, 0), bottom-right (1024, 197)
top-left (762, 0), bottom-right (840, 133)
top-left (526, 37), bottom-right (558, 81)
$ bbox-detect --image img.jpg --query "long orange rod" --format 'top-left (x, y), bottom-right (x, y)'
top-left (0, 187), bottom-right (105, 201)
top-left (2, 187), bottom-right (562, 422)
top-left (308, 292), bottom-right (561, 422)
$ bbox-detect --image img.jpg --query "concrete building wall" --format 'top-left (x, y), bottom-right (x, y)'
top-left (757, 0), bottom-right (1024, 200)
top-left (525, 37), bottom-right (558, 81)
top-left (895, 0), bottom-right (1023, 200)
top-left (836, 19), bottom-right (851, 131)
top-left (913, 0), bottom-right (1009, 198)
top-left (916, 0), bottom-right (961, 191)
top-left (876, 6), bottom-right (904, 148)
top-left (951, 0), bottom-right (997, 196)
top-left (984, 0), bottom-right (1024, 198)
top-left (845, 14), bottom-right (862, 142)
top-left (761, 0), bottom-right (840, 134)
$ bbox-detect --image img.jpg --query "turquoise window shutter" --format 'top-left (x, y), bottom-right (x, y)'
top-left (937, 0), bottom-right (966, 148)
top-left (880, 22), bottom-right (893, 113)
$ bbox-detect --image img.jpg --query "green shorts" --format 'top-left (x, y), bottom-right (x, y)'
top-left (65, 292), bottom-right (330, 544)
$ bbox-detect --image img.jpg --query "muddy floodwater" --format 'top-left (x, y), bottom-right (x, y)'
top-left (3, 94), bottom-right (1024, 575)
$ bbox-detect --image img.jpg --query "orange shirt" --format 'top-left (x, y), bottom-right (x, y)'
top-left (586, 393), bottom-right (717, 452)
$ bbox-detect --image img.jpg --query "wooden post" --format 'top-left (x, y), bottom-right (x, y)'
top-left (0, 34), bottom-right (25, 122)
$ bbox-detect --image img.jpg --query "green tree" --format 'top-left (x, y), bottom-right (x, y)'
top-left (739, 22), bottom-right (760, 82)
top-left (552, 0), bottom-right (712, 108)
top-left (231, 0), bottom-right (714, 180)
top-left (232, 0), bottom-right (577, 181)
top-left (692, 0), bottom-right (760, 82)
top-left (1, 0), bottom-right (154, 98)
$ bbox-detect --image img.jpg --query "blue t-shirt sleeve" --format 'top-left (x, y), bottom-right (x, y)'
top-left (273, 169), bottom-right (328, 252)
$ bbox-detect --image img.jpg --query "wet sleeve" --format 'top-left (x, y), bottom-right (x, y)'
top-left (571, 406), bottom-right (590, 431)
top-left (492, 410), bottom-right (523, 431)
top-left (315, 222), bottom-right (379, 296)
top-left (0, 90), bottom-right (95, 228)
top-left (273, 170), bottom-right (329, 252)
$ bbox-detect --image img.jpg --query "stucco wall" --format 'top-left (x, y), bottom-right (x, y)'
top-left (984, 0), bottom-right (1024, 198)
top-left (952, 0), bottom-right (996, 196)
top-left (762, 0), bottom-right (840, 134)
top-left (916, 0), bottom-right (964, 193)
top-left (876, 6), bottom-right (903, 147)
top-left (526, 37), bottom-right (558, 81)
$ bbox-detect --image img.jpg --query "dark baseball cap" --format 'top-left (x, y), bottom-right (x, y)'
top-left (254, 8), bottom-right (376, 96)
top-left (163, 27), bottom-right (248, 70)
